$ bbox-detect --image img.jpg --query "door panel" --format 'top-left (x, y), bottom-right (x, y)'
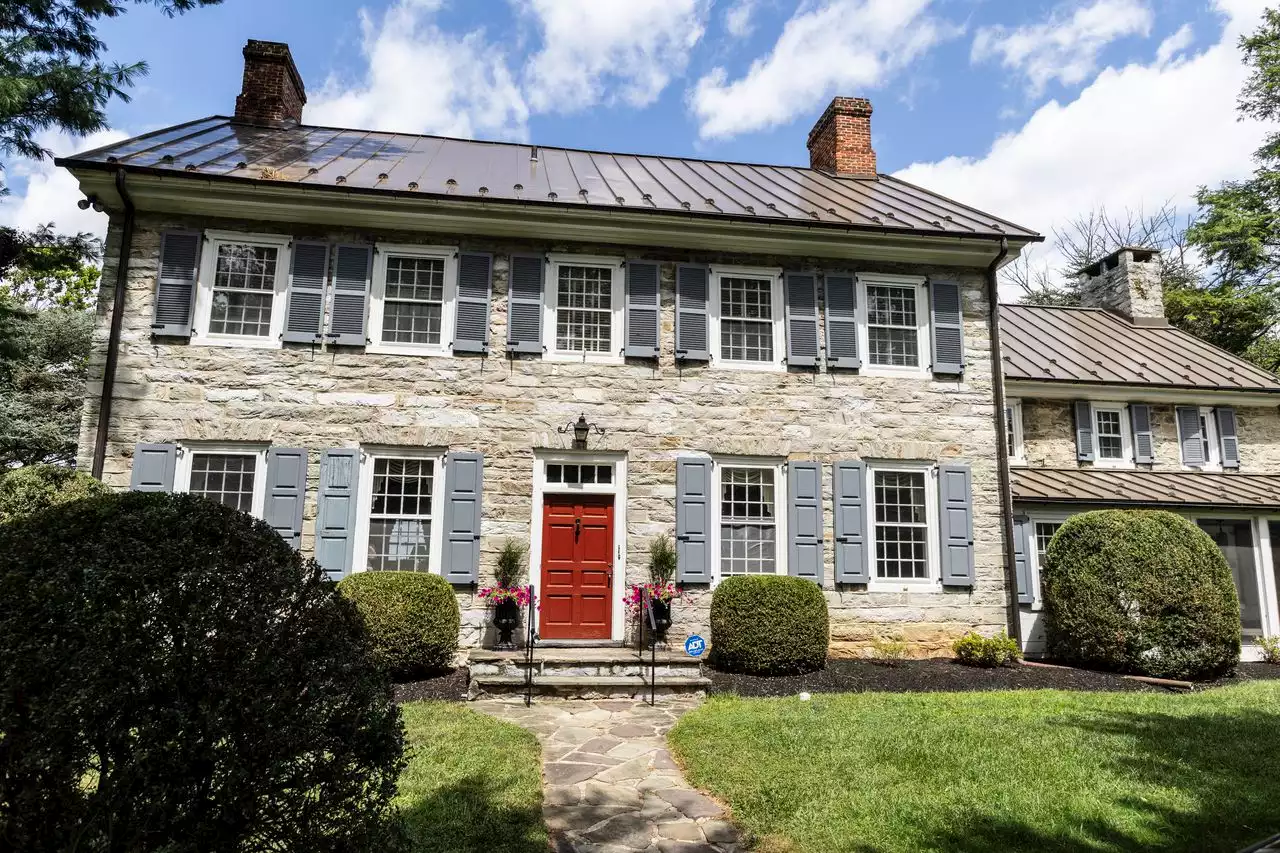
top-left (540, 494), bottom-right (614, 640)
top-left (1198, 519), bottom-right (1263, 635)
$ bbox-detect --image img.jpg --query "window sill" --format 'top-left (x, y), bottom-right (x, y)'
top-left (543, 351), bottom-right (625, 365)
top-left (189, 335), bottom-right (282, 350)
top-left (709, 360), bottom-right (786, 373)
top-left (1089, 460), bottom-right (1136, 470)
top-left (860, 365), bottom-right (929, 379)
top-left (867, 579), bottom-right (942, 593)
top-left (366, 343), bottom-right (451, 358)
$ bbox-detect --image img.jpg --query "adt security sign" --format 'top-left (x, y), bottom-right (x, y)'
top-left (684, 635), bottom-right (706, 658)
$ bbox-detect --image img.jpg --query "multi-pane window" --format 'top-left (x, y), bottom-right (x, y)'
top-left (873, 471), bottom-right (929, 579)
top-left (381, 256), bottom-right (445, 345)
top-left (187, 452), bottom-right (257, 512)
top-left (1094, 407), bottom-right (1125, 460)
top-left (209, 244), bottom-right (279, 337)
top-left (720, 277), bottom-right (774, 363)
top-left (866, 284), bottom-right (920, 368)
top-left (1034, 521), bottom-right (1063, 566)
top-left (555, 265), bottom-right (613, 353)
top-left (719, 467), bottom-right (777, 576)
top-left (366, 458), bottom-right (435, 573)
top-left (546, 463), bottom-right (613, 485)
top-left (1005, 399), bottom-right (1024, 463)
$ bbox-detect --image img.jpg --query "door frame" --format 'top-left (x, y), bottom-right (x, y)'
top-left (529, 450), bottom-right (628, 642)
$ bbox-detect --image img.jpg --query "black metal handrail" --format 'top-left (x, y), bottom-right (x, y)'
top-left (524, 592), bottom-right (537, 707)
top-left (638, 588), bottom-right (657, 706)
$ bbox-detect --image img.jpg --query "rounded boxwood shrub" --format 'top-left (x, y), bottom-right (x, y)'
top-left (0, 463), bottom-right (108, 524)
top-left (710, 575), bottom-right (829, 675)
top-left (0, 492), bottom-right (407, 853)
top-left (338, 571), bottom-right (460, 679)
top-left (1042, 509), bottom-right (1241, 680)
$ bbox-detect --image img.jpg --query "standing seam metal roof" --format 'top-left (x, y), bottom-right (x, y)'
top-left (1012, 468), bottom-right (1280, 509)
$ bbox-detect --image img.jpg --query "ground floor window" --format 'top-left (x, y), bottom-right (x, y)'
top-left (869, 466), bottom-right (934, 582)
top-left (359, 451), bottom-right (443, 573)
top-left (177, 445), bottom-right (266, 517)
top-left (717, 463), bottom-right (783, 577)
top-left (1197, 519), bottom-right (1264, 636)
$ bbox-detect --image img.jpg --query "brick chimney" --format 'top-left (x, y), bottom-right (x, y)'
top-left (233, 40), bottom-right (306, 126)
top-left (806, 97), bottom-right (876, 177)
top-left (1077, 247), bottom-right (1166, 326)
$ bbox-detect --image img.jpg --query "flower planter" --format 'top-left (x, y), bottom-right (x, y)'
top-left (650, 598), bottom-right (673, 640)
top-left (492, 599), bottom-right (520, 650)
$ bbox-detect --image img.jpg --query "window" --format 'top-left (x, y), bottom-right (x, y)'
top-left (176, 445), bottom-right (267, 517)
top-left (1005, 399), bottom-right (1025, 464)
top-left (717, 464), bottom-right (783, 576)
top-left (1025, 515), bottom-right (1070, 607)
top-left (857, 274), bottom-right (929, 374)
top-left (368, 245), bottom-right (457, 355)
top-left (193, 232), bottom-right (290, 347)
top-left (709, 266), bottom-right (785, 369)
top-left (546, 463), bottom-right (613, 485)
top-left (872, 469), bottom-right (930, 580)
top-left (543, 255), bottom-right (623, 362)
top-left (1091, 404), bottom-right (1133, 467)
top-left (357, 450), bottom-right (446, 574)
top-left (1033, 521), bottom-right (1063, 565)
top-left (1182, 407), bottom-right (1223, 470)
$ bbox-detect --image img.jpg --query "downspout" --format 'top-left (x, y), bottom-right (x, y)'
top-left (90, 169), bottom-right (135, 480)
top-left (986, 237), bottom-right (1022, 644)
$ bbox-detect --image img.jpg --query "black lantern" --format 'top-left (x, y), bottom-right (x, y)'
top-left (559, 414), bottom-right (604, 450)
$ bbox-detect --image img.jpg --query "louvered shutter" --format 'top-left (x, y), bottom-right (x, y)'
top-left (1013, 514), bottom-right (1033, 605)
top-left (315, 449), bottom-right (359, 581)
top-left (624, 260), bottom-right (660, 358)
top-left (929, 280), bottom-right (964, 376)
top-left (130, 443), bottom-right (177, 492)
top-left (784, 272), bottom-right (820, 368)
top-left (832, 462), bottom-right (868, 584)
top-left (675, 264), bottom-right (710, 363)
top-left (264, 447), bottom-right (307, 549)
top-left (454, 252), bottom-right (493, 354)
top-left (506, 254), bottom-right (545, 354)
top-left (326, 245), bottom-right (372, 346)
top-left (282, 242), bottom-right (329, 343)
top-left (1130, 404), bottom-right (1155, 464)
top-left (938, 464), bottom-right (975, 588)
top-left (442, 452), bottom-right (483, 584)
top-left (1176, 406), bottom-right (1204, 467)
top-left (1216, 407), bottom-right (1240, 468)
top-left (787, 461), bottom-right (823, 583)
top-left (825, 273), bottom-right (859, 369)
top-left (676, 457), bottom-right (712, 582)
top-left (152, 232), bottom-right (201, 337)
top-left (1074, 401), bottom-right (1096, 462)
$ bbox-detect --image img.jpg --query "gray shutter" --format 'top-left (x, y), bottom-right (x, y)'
top-left (506, 254), bottom-right (545, 354)
top-left (1074, 401), bottom-right (1096, 462)
top-left (675, 457), bottom-right (712, 582)
top-left (929, 280), bottom-right (965, 376)
top-left (442, 451), bottom-right (483, 584)
top-left (787, 461), bottom-right (824, 583)
top-left (833, 461), bottom-right (868, 584)
top-left (454, 252), bottom-right (493, 354)
top-left (326, 245), bottom-right (372, 346)
top-left (1216, 407), bottom-right (1240, 468)
top-left (130, 443), bottom-right (177, 492)
top-left (1013, 514), bottom-right (1033, 605)
top-left (784, 272), bottom-right (820, 368)
top-left (624, 260), bottom-right (661, 359)
top-left (938, 464), bottom-right (975, 588)
top-left (152, 231), bottom-right (201, 337)
top-left (1131, 403), bottom-right (1155, 464)
top-left (1176, 406), bottom-right (1204, 467)
top-left (265, 448), bottom-right (307, 550)
top-left (282, 241), bottom-right (329, 343)
top-left (824, 273), bottom-right (860, 370)
top-left (675, 264), bottom-right (710, 363)
top-left (316, 449), bottom-right (359, 581)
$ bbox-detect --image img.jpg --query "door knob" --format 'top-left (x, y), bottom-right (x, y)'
top-left (575, 518), bottom-right (581, 538)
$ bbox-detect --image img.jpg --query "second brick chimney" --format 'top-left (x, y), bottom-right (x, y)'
top-left (234, 40), bottom-right (306, 126)
top-left (807, 97), bottom-right (877, 177)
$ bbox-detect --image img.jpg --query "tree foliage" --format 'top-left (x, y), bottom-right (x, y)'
top-left (0, 223), bottom-right (101, 308)
top-left (0, 462), bottom-right (107, 523)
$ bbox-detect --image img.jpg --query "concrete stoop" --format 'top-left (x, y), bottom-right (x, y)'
top-left (467, 648), bottom-right (710, 700)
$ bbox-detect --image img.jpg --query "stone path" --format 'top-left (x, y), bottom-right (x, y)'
top-left (476, 698), bottom-right (744, 853)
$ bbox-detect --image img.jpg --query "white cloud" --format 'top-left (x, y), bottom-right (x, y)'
top-left (896, 0), bottom-right (1270, 297)
top-left (689, 0), bottom-right (959, 140)
top-left (724, 0), bottom-right (757, 38)
top-left (308, 0), bottom-right (529, 140)
top-left (1156, 23), bottom-right (1195, 64)
top-left (520, 0), bottom-right (709, 112)
top-left (0, 129), bottom-right (126, 241)
top-left (972, 0), bottom-right (1154, 96)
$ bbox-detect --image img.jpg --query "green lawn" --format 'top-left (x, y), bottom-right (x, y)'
top-left (396, 702), bottom-right (546, 853)
top-left (668, 682), bottom-right (1280, 853)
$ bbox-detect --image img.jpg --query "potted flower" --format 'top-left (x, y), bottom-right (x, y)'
top-left (625, 534), bottom-right (680, 644)
top-left (478, 540), bottom-right (532, 650)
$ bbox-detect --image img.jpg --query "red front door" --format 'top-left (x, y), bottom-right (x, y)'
top-left (540, 495), bottom-right (614, 640)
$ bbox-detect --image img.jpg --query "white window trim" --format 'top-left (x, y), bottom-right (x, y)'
top-left (174, 442), bottom-right (268, 518)
top-left (352, 446), bottom-right (448, 576)
top-left (542, 253), bottom-right (625, 364)
top-left (857, 272), bottom-right (930, 377)
top-left (1181, 406), bottom-right (1224, 471)
top-left (708, 265), bottom-right (786, 372)
top-left (1189, 512), bottom-right (1272, 642)
top-left (366, 243), bottom-right (459, 356)
top-left (1006, 398), bottom-right (1026, 466)
top-left (1026, 512), bottom-right (1073, 610)
top-left (191, 230), bottom-right (291, 349)
top-left (1091, 403), bottom-right (1134, 469)
top-left (866, 460), bottom-right (940, 591)
top-left (711, 456), bottom-right (788, 584)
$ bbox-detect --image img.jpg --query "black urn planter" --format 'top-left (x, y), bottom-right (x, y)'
top-left (648, 598), bottom-right (673, 643)
top-left (492, 599), bottom-right (520, 650)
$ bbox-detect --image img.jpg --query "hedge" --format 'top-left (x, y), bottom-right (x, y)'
top-left (710, 575), bottom-right (828, 675)
top-left (0, 463), bottom-right (108, 524)
top-left (338, 571), bottom-right (461, 679)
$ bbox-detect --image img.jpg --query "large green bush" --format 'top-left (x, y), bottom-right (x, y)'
top-left (0, 492), bottom-right (407, 852)
top-left (0, 463), bottom-right (108, 523)
top-left (1042, 509), bottom-right (1241, 680)
top-left (710, 575), bottom-right (829, 675)
top-left (338, 571), bottom-right (460, 679)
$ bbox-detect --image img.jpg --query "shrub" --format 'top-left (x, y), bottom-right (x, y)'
top-left (1259, 636), bottom-right (1280, 665)
top-left (0, 463), bottom-right (108, 523)
top-left (953, 631), bottom-right (1021, 668)
top-left (710, 575), bottom-right (828, 675)
top-left (648, 534), bottom-right (677, 584)
top-left (495, 538), bottom-right (527, 588)
top-left (1042, 509), bottom-right (1241, 681)
top-left (869, 634), bottom-right (910, 667)
top-left (338, 571), bottom-right (460, 679)
top-left (0, 492), bottom-right (407, 852)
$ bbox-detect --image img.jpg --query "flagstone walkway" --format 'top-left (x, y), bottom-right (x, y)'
top-left (476, 698), bottom-right (744, 853)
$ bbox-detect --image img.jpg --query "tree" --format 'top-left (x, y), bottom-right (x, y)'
top-left (1, 223), bottom-right (101, 309)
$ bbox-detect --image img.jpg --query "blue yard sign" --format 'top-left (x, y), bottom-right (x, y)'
top-left (685, 635), bottom-right (706, 657)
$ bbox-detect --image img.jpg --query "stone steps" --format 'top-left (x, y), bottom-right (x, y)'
top-left (468, 674), bottom-right (712, 700)
top-left (466, 647), bottom-right (709, 700)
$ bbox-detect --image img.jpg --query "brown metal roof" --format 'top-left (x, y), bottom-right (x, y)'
top-left (56, 116), bottom-right (1041, 242)
top-left (1012, 467), bottom-right (1280, 510)
top-left (1000, 303), bottom-right (1280, 392)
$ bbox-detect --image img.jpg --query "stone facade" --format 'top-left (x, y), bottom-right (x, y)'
top-left (80, 211), bottom-right (1010, 657)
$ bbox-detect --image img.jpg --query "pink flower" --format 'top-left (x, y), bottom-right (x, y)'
top-left (478, 585), bottom-right (535, 607)
top-left (623, 581), bottom-right (681, 616)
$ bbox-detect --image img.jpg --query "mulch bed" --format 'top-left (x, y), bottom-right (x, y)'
top-left (393, 668), bottom-right (469, 703)
top-left (706, 658), bottom-right (1280, 697)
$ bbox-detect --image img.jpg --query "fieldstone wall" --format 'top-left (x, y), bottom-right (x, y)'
top-left (80, 211), bottom-right (1011, 656)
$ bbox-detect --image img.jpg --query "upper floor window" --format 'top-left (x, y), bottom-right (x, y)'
top-left (1005, 398), bottom-right (1025, 464)
top-left (368, 245), bottom-right (458, 355)
top-left (543, 254), bottom-right (624, 362)
top-left (1091, 404), bottom-right (1133, 467)
top-left (857, 274), bottom-right (929, 375)
top-left (175, 443), bottom-right (267, 517)
top-left (709, 266), bottom-right (785, 370)
top-left (1178, 405), bottom-right (1224, 471)
top-left (193, 232), bottom-right (290, 347)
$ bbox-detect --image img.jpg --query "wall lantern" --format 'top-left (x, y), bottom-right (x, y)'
top-left (559, 414), bottom-right (605, 450)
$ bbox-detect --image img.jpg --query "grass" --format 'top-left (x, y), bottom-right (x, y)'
top-left (396, 702), bottom-right (546, 853)
top-left (668, 682), bottom-right (1280, 853)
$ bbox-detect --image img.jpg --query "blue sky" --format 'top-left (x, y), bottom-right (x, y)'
top-left (1, 0), bottom-right (1271, 288)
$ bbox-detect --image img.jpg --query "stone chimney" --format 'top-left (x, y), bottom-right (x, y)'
top-left (1077, 247), bottom-right (1165, 326)
top-left (233, 40), bottom-right (306, 126)
top-left (806, 97), bottom-right (876, 177)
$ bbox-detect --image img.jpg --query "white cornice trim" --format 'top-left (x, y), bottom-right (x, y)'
top-left (1006, 379), bottom-right (1280, 407)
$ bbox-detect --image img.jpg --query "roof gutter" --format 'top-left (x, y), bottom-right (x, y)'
top-left (986, 237), bottom-right (1021, 645)
top-left (91, 168), bottom-right (134, 480)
